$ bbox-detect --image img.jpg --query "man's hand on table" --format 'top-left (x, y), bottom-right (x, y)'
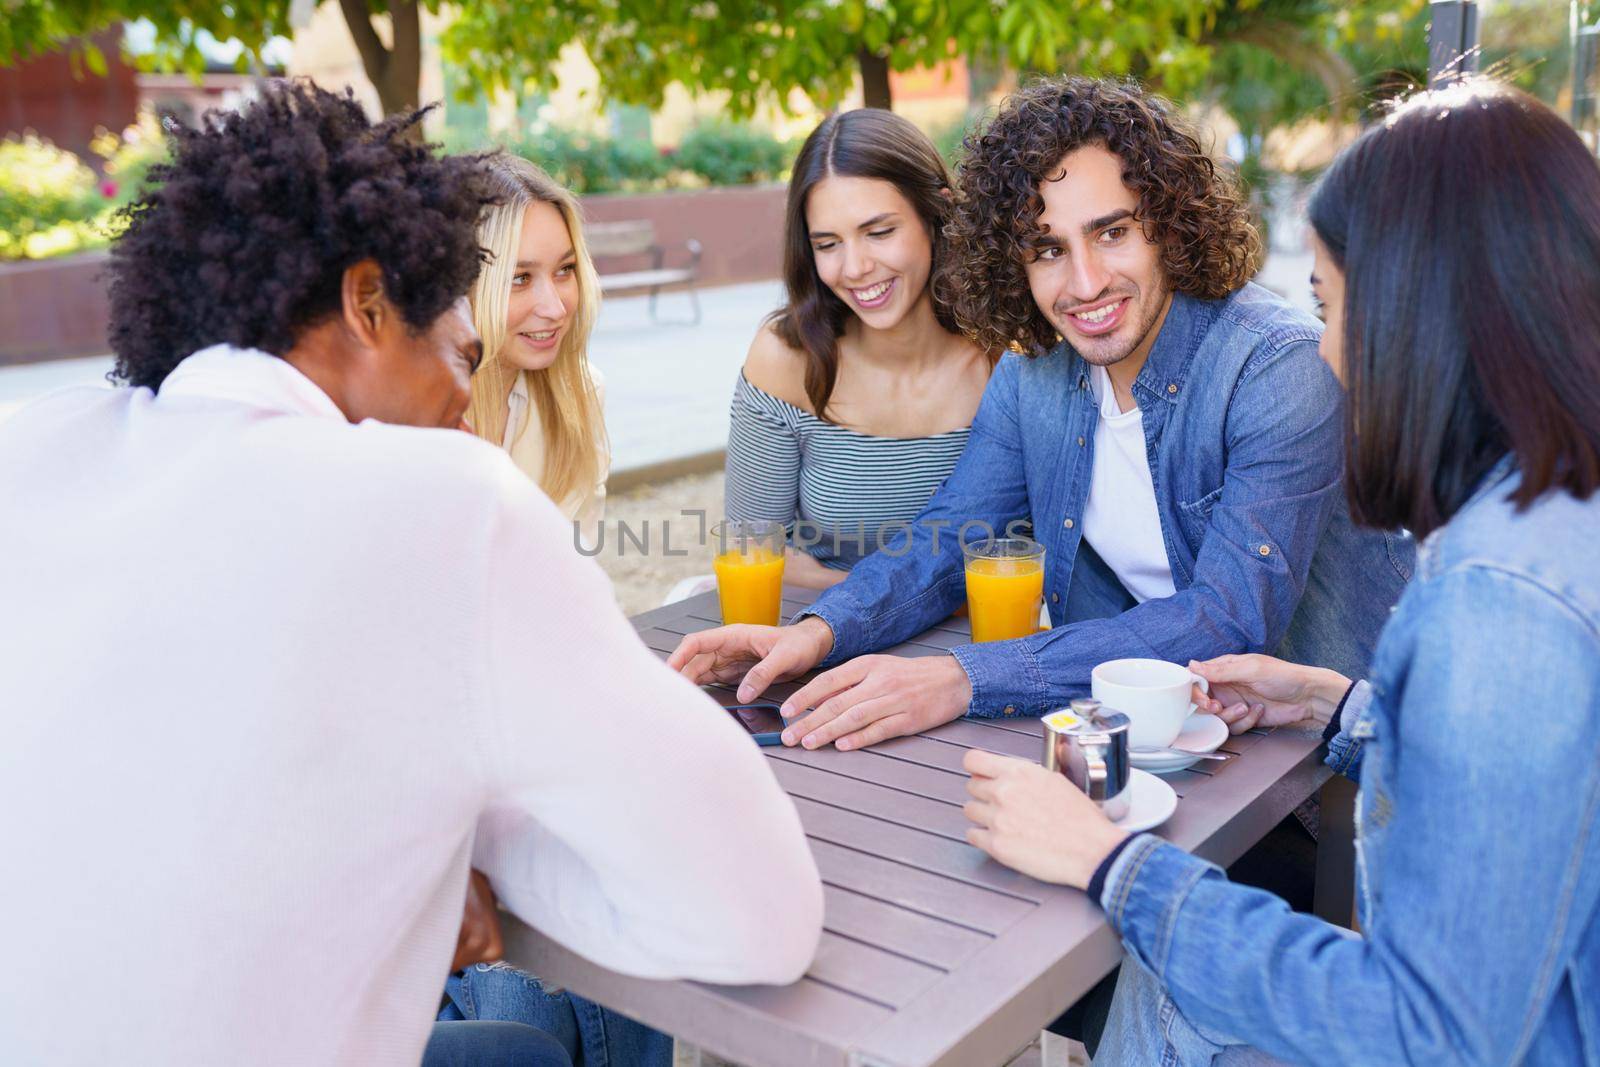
top-left (667, 617), bottom-right (975, 751)
top-left (1188, 654), bottom-right (1353, 733)
top-left (667, 616), bottom-right (836, 701)
top-left (962, 749), bottom-right (1127, 891)
top-left (452, 869), bottom-right (505, 972)
top-left (776, 653), bottom-right (973, 751)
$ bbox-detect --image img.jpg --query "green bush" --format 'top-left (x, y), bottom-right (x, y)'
top-left (672, 121), bottom-right (793, 186)
top-left (0, 133), bottom-right (104, 259)
top-left (91, 110), bottom-right (170, 213)
top-left (0, 112), bottom-right (171, 260)
top-left (510, 126), bottom-right (670, 195)
top-left (461, 120), bottom-right (792, 194)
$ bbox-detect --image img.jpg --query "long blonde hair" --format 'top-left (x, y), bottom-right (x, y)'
top-left (467, 154), bottom-right (606, 506)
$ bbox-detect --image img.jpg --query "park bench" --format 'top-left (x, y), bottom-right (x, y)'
top-left (586, 219), bottom-right (703, 325)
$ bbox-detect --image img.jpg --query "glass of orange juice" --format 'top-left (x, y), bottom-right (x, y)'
top-left (712, 520), bottom-right (787, 626)
top-left (963, 536), bottom-right (1046, 643)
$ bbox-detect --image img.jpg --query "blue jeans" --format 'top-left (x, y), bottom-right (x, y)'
top-left (437, 963), bottom-right (673, 1067)
top-left (423, 1020), bottom-right (573, 1067)
top-left (1097, 958), bottom-right (1289, 1067)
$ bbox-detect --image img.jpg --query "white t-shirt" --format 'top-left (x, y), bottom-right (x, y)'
top-left (1081, 363), bottom-right (1178, 603)
top-left (0, 346), bottom-right (821, 1065)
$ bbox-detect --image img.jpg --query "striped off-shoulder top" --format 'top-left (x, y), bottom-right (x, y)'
top-left (724, 373), bottom-right (972, 570)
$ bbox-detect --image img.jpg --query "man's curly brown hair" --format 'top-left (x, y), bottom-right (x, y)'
top-left (936, 76), bottom-right (1262, 357)
top-left (108, 81), bottom-right (494, 389)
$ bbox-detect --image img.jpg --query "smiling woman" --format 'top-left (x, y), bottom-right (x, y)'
top-left (724, 109), bottom-right (998, 589)
top-left (465, 155), bottom-right (610, 548)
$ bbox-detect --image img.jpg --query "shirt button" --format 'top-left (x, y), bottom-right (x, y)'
top-left (1063, 518), bottom-right (1075, 529)
top-left (1259, 544), bottom-right (1272, 556)
top-left (1077, 435), bottom-right (1086, 446)
top-left (1050, 592), bottom-right (1060, 604)
top-left (1167, 383), bottom-right (1179, 394)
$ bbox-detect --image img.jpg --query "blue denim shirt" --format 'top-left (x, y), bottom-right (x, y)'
top-left (799, 283), bottom-right (1412, 714)
top-left (1102, 461), bottom-right (1600, 1065)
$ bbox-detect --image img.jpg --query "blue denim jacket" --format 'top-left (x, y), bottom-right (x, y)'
top-left (1101, 462), bottom-right (1600, 1065)
top-left (799, 284), bottom-right (1412, 714)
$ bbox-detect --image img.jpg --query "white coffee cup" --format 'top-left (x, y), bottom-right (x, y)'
top-left (1090, 658), bottom-right (1210, 750)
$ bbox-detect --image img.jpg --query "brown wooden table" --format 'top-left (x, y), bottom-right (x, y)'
top-left (502, 587), bottom-right (1355, 1067)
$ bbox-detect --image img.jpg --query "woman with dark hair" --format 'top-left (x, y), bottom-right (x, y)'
top-left (724, 108), bottom-right (996, 588)
top-left (961, 78), bottom-right (1600, 1065)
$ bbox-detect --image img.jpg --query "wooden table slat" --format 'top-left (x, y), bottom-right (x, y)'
top-left (805, 931), bottom-right (947, 1009)
top-left (766, 746), bottom-right (970, 806)
top-left (819, 884), bottom-right (993, 971)
top-left (792, 796), bottom-right (1045, 900)
top-left (861, 734), bottom-right (975, 774)
top-left (769, 760), bottom-right (972, 842)
top-left (808, 839), bottom-right (1035, 935)
top-left (650, 615), bottom-right (723, 638)
top-left (501, 923), bottom-right (891, 1064)
top-left (962, 714), bottom-right (1044, 737)
top-left (922, 719), bottom-right (1042, 758)
top-left (706, 977), bottom-right (890, 1042)
top-left (891, 627), bottom-right (969, 650)
top-left (637, 627), bottom-right (685, 654)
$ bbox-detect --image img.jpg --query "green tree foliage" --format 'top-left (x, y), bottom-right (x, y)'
top-left (1, 1), bottom-right (287, 80)
top-left (0, 2), bottom-right (433, 120)
top-left (440, 0), bottom-right (1233, 117)
top-left (1, 0), bottom-right (1428, 147)
top-left (1203, 0), bottom-right (1427, 152)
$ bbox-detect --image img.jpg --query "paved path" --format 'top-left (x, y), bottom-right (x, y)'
top-left (0, 280), bottom-right (785, 478)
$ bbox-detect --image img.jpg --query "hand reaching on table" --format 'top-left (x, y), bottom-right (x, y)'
top-left (773, 653), bottom-right (973, 751)
top-left (667, 616), bottom-right (836, 702)
top-left (1188, 654), bottom-right (1353, 733)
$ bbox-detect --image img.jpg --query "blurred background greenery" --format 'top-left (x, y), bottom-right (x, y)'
top-left (8, 0), bottom-right (1600, 262)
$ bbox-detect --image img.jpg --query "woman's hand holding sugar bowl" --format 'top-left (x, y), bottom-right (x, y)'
top-left (961, 748), bottom-right (1128, 890)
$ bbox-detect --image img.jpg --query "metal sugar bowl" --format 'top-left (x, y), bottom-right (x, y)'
top-left (1041, 698), bottom-right (1133, 821)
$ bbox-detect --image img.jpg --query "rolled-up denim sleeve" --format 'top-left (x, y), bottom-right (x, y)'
top-left (1325, 679), bottom-right (1373, 780)
top-left (957, 338), bottom-right (1346, 716)
top-left (795, 355), bottom-right (1032, 668)
top-left (1100, 566), bottom-right (1600, 1065)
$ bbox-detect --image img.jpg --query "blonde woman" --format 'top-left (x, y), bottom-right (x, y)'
top-left (466, 155), bottom-right (610, 548)
top-left (434, 159), bottom-right (666, 1065)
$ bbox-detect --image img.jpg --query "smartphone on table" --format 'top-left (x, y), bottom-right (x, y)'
top-left (722, 702), bottom-right (798, 746)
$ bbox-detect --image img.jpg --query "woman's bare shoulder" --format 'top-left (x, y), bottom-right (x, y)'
top-left (742, 320), bottom-right (815, 414)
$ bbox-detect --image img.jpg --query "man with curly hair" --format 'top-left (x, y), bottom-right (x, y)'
top-left (0, 83), bottom-right (822, 1065)
top-left (670, 76), bottom-right (1410, 758)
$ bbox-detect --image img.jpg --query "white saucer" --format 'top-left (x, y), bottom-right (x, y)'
top-left (1129, 712), bottom-right (1229, 774)
top-left (1114, 769), bottom-right (1179, 833)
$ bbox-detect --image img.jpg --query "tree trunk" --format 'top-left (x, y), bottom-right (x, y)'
top-left (337, 0), bottom-right (423, 134)
top-left (857, 48), bottom-right (893, 110)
